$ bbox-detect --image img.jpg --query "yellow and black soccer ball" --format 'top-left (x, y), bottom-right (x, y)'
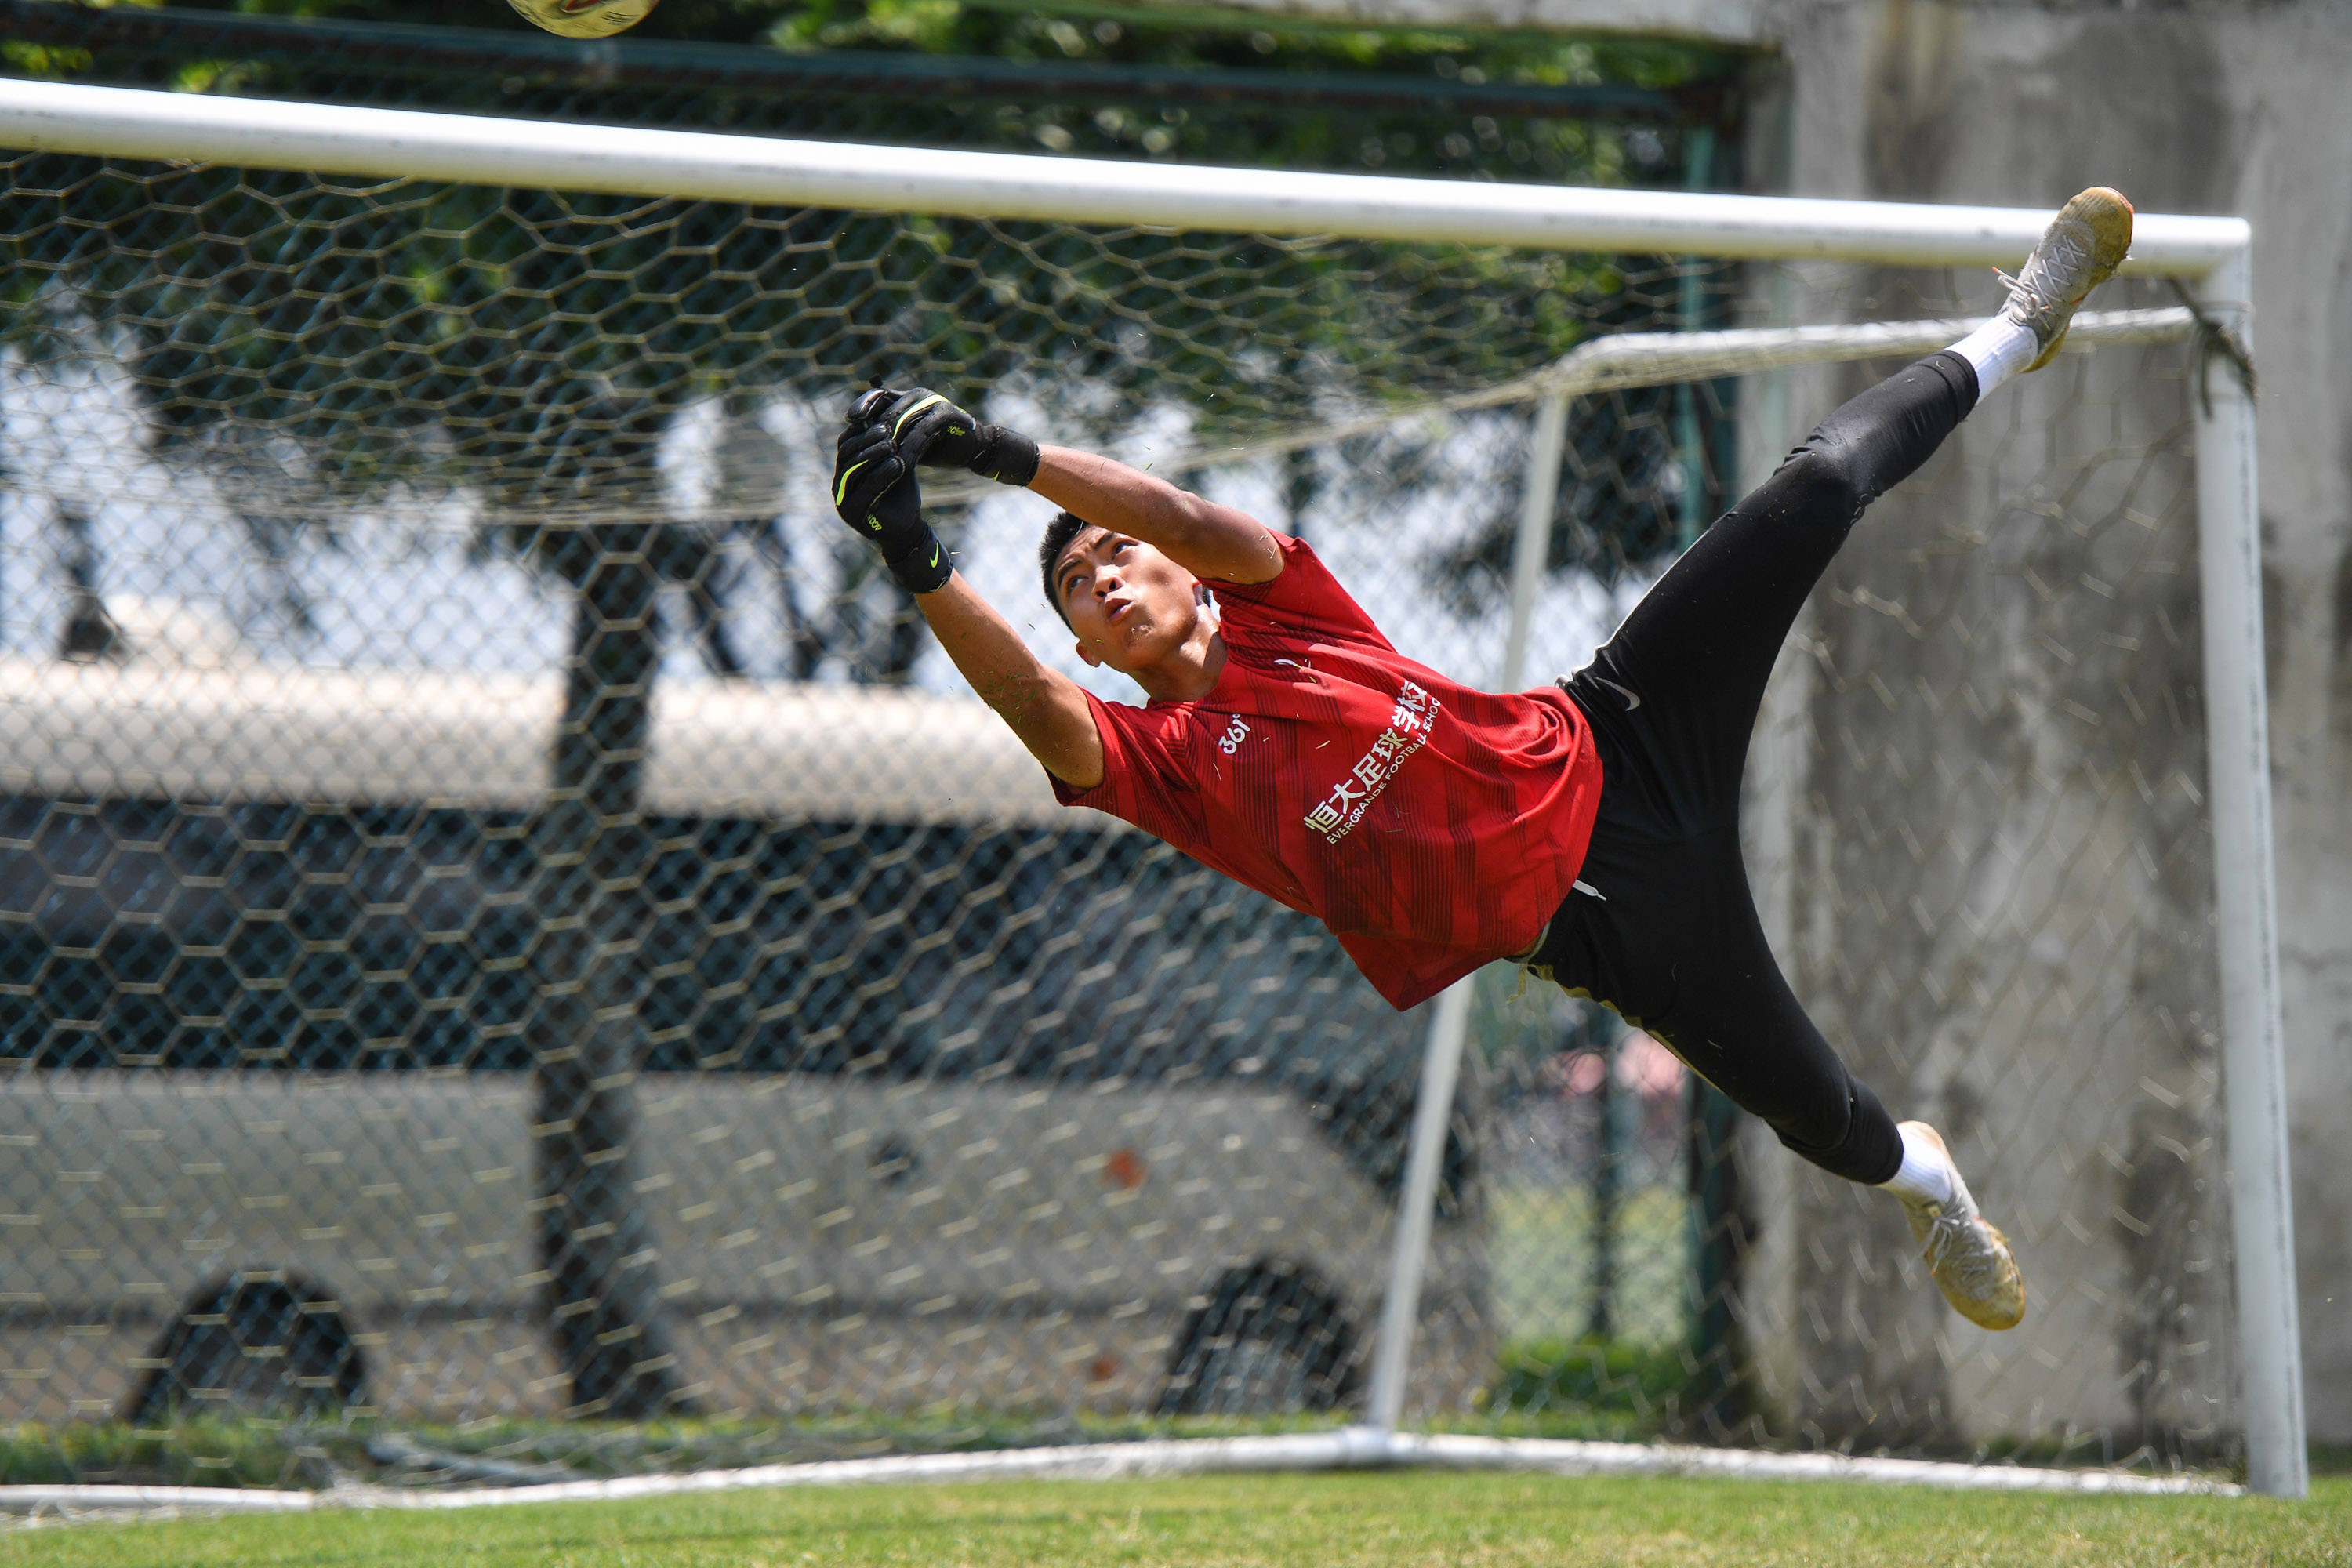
top-left (507, 0), bottom-right (658, 39)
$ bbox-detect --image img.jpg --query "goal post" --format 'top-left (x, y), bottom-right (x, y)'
top-left (2187, 245), bottom-right (2305, 1499)
top-left (1364, 299), bottom-right (2213, 1440)
top-left (0, 77), bottom-right (2301, 1498)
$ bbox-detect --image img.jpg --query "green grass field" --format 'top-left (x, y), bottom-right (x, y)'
top-left (7, 1471), bottom-right (2347, 1567)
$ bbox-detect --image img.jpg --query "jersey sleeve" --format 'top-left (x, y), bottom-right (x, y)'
top-left (1048, 688), bottom-right (1205, 842)
top-left (1205, 534), bottom-right (1394, 655)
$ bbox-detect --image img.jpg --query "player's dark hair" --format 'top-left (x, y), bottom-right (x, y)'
top-left (1037, 510), bottom-right (1091, 631)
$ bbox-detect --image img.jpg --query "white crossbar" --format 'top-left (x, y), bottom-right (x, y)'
top-left (0, 78), bottom-right (2245, 275)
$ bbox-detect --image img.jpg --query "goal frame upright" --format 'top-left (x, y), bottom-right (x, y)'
top-left (0, 77), bottom-right (2302, 1498)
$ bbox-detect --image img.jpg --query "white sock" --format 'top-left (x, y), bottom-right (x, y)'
top-left (1947, 316), bottom-right (2041, 399)
top-left (1879, 1123), bottom-right (1956, 1206)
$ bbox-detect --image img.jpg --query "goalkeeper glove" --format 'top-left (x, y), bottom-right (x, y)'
top-left (872, 387), bottom-right (1040, 487)
top-left (833, 416), bottom-right (952, 595)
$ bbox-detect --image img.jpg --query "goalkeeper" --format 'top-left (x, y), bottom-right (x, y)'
top-left (830, 188), bottom-right (2135, 1333)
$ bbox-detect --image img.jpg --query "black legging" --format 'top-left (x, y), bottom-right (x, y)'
top-left (1529, 351), bottom-right (1980, 1185)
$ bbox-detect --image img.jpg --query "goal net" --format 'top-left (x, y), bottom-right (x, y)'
top-left (0, 82), bottom-right (2278, 1494)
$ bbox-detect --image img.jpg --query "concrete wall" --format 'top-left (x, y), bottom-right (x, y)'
top-left (1134, 0), bottom-right (2350, 1452)
top-left (1722, 0), bottom-right (2343, 1457)
top-left (1734, 315), bottom-right (2241, 1459)
top-left (1738, 0), bottom-right (2352, 1452)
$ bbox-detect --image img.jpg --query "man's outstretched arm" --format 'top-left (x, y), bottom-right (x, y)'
top-left (831, 410), bottom-right (1105, 789)
top-left (1028, 445), bottom-right (1283, 587)
top-left (916, 572), bottom-right (1105, 790)
top-left (872, 387), bottom-right (1284, 586)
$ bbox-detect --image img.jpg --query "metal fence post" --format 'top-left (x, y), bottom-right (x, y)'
top-left (1365, 389), bottom-right (1571, 1433)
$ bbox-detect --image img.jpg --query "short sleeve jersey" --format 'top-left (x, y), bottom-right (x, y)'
top-left (1050, 535), bottom-right (1603, 1011)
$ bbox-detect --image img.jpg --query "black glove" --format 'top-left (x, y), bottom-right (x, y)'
top-left (873, 387), bottom-right (1040, 487)
top-left (833, 417), bottom-right (952, 594)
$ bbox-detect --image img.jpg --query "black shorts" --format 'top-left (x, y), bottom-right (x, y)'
top-left (1525, 351), bottom-right (1980, 1185)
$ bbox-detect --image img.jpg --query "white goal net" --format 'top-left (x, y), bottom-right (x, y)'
top-left (0, 78), bottom-right (2294, 1495)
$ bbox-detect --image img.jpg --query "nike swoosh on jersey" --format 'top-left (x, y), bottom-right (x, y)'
top-left (1595, 677), bottom-right (1642, 711)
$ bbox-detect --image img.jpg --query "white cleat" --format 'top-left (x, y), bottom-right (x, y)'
top-left (2000, 186), bottom-right (2136, 372)
top-left (1893, 1121), bottom-right (2026, 1331)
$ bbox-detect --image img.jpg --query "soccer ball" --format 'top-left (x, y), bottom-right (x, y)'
top-left (506, 0), bottom-right (659, 39)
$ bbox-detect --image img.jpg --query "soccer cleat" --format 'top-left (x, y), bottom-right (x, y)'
top-left (1893, 1121), bottom-right (2026, 1330)
top-left (1999, 186), bottom-right (2135, 372)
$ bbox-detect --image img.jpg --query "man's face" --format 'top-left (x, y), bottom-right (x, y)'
top-left (1051, 526), bottom-right (1206, 674)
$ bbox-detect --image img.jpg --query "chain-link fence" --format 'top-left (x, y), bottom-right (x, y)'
top-left (0, 8), bottom-right (2250, 1494)
top-left (0, 33), bottom-right (1720, 1486)
top-left (1462, 320), bottom-right (2232, 1471)
top-left (0, 314), bottom-right (1686, 1463)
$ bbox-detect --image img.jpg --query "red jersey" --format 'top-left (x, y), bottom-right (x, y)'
top-left (1050, 535), bottom-right (1603, 1011)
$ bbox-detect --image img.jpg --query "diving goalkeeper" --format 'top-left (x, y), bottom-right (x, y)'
top-left (829, 187), bottom-right (2137, 1332)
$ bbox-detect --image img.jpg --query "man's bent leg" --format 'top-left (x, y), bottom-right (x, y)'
top-left (1543, 191), bottom-right (2140, 1326)
top-left (1585, 185), bottom-right (2135, 802)
top-left (1555, 821), bottom-right (1906, 1185)
top-left (1535, 815), bottom-right (2027, 1327)
top-left (1553, 350), bottom-right (1984, 1129)
top-left (1570, 352), bottom-right (1978, 816)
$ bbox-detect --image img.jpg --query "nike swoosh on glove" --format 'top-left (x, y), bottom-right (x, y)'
top-left (833, 418), bottom-right (951, 593)
top-left (873, 387), bottom-right (1040, 487)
